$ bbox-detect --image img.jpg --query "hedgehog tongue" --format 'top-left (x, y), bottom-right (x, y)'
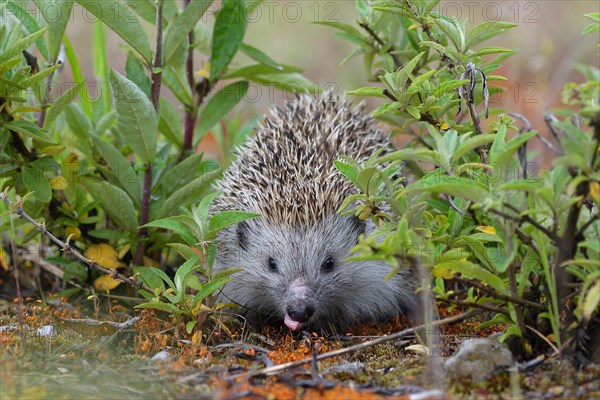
top-left (284, 313), bottom-right (303, 331)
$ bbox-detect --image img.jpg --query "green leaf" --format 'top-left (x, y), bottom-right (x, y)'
top-left (210, 0), bottom-right (247, 80)
top-left (158, 98), bottom-right (183, 146)
top-left (1, 27), bottom-right (46, 61)
top-left (109, 70), bottom-right (158, 164)
top-left (406, 105), bottom-right (421, 119)
top-left (20, 64), bottom-right (61, 89)
top-left (6, 120), bottom-right (57, 144)
top-left (125, 52), bottom-right (151, 98)
top-left (163, 66), bottom-right (194, 106)
top-left (156, 152), bottom-right (204, 197)
top-left (44, 81), bottom-right (84, 129)
top-left (91, 135), bottom-right (140, 207)
top-left (163, 0), bottom-right (214, 67)
top-left (22, 166), bottom-right (52, 202)
top-left (87, 181), bottom-right (138, 233)
top-left (314, 21), bottom-right (365, 42)
top-left (135, 301), bottom-right (183, 314)
top-left (143, 218), bottom-right (197, 245)
top-left (133, 266), bottom-right (166, 291)
top-left (33, 0), bottom-right (74, 61)
top-left (196, 80), bottom-right (248, 141)
top-left (64, 262), bottom-right (88, 281)
top-left (347, 87), bottom-right (387, 98)
top-left (224, 63), bottom-right (302, 79)
top-left (156, 170), bottom-right (221, 219)
top-left (435, 18), bottom-right (465, 51)
top-left (437, 260), bottom-right (507, 294)
top-left (75, 0), bottom-right (152, 63)
top-left (410, 174), bottom-right (489, 203)
top-left (191, 277), bottom-right (231, 308)
top-left (466, 21), bottom-right (517, 51)
top-left (452, 134), bottom-right (495, 162)
top-left (239, 43), bottom-right (282, 70)
top-left (208, 210), bottom-right (260, 236)
top-left (470, 46), bottom-right (514, 57)
top-left (173, 256), bottom-right (200, 301)
top-left (168, 243), bottom-right (199, 260)
top-left (2, 1), bottom-right (49, 59)
top-left (334, 160), bottom-right (360, 187)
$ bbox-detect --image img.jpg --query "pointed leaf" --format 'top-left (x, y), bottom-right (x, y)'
top-left (6, 120), bottom-right (57, 144)
top-left (109, 70), bottom-right (157, 164)
top-left (163, 0), bottom-right (214, 67)
top-left (210, 0), bottom-right (247, 80)
top-left (156, 170), bottom-right (221, 219)
top-left (91, 135), bottom-right (140, 207)
top-left (87, 181), bottom-right (138, 233)
top-left (75, 0), bottom-right (152, 63)
top-left (196, 80), bottom-right (248, 141)
top-left (44, 81), bottom-right (84, 128)
top-left (33, 0), bottom-right (74, 61)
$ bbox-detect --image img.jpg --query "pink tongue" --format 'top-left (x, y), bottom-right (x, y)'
top-left (284, 313), bottom-right (303, 331)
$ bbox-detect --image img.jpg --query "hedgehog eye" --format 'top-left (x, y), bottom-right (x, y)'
top-left (321, 257), bottom-right (335, 273)
top-left (268, 257), bottom-right (278, 272)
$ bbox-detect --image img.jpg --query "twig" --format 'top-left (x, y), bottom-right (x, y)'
top-left (544, 114), bottom-right (565, 155)
top-left (135, 0), bottom-right (164, 265)
top-left (439, 297), bottom-right (508, 315)
top-left (509, 112), bottom-right (532, 180)
top-left (453, 276), bottom-right (544, 311)
top-left (577, 213), bottom-right (599, 238)
top-left (488, 204), bottom-right (556, 241)
top-left (244, 309), bottom-right (480, 377)
top-left (1, 191), bottom-right (154, 294)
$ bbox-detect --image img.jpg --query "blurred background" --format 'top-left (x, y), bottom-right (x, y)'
top-left (61, 0), bottom-right (599, 164)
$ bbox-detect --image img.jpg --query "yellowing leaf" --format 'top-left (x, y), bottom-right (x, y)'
top-left (408, 23), bottom-right (420, 30)
top-left (41, 145), bottom-right (65, 155)
top-left (85, 243), bottom-right (126, 269)
top-left (64, 153), bottom-right (79, 164)
top-left (65, 226), bottom-right (81, 240)
top-left (0, 248), bottom-right (8, 271)
top-left (476, 226), bottom-right (497, 235)
top-left (49, 176), bottom-right (68, 190)
top-left (432, 267), bottom-right (454, 279)
top-left (195, 62), bottom-right (211, 79)
top-left (118, 244), bottom-right (131, 260)
top-left (437, 121), bottom-right (450, 130)
top-left (94, 275), bottom-right (121, 291)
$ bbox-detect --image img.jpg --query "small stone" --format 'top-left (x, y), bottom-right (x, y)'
top-left (444, 338), bottom-right (514, 382)
top-left (150, 350), bottom-right (173, 362)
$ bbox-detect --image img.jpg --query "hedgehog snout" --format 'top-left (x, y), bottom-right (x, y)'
top-left (284, 278), bottom-right (316, 331)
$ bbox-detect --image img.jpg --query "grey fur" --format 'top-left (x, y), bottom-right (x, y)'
top-left (213, 94), bottom-right (417, 331)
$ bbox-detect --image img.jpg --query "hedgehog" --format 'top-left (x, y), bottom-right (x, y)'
top-left (212, 94), bottom-right (418, 332)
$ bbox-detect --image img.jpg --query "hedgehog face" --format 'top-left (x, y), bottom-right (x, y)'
top-left (215, 214), bottom-right (414, 332)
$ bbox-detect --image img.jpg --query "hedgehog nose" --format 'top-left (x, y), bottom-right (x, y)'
top-left (286, 304), bottom-right (315, 323)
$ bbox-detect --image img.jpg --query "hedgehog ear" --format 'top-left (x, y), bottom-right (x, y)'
top-left (237, 221), bottom-right (250, 251)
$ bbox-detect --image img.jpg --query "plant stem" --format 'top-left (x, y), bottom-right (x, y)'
top-left (37, 68), bottom-right (56, 128)
top-left (358, 22), bottom-right (403, 70)
top-left (135, 0), bottom-right (164, 266)
top-left (182, 0), bottom-right (198, 153)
